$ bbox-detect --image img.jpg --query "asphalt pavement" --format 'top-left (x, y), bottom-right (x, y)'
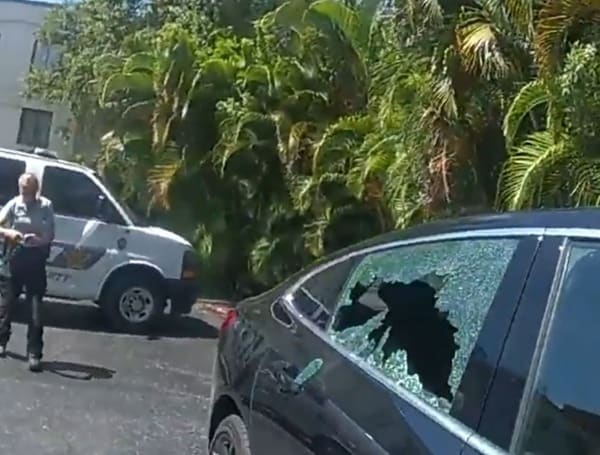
top-left (0, 299), bottom-right (221, 455)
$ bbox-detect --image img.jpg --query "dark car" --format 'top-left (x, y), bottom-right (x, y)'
top-left (208, 209), bottom-right (600, 455)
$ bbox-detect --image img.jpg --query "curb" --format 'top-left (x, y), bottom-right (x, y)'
top-left (195, 299), bottom-right (233, 318)
top-left (204, 304), bottom-right (231, 317)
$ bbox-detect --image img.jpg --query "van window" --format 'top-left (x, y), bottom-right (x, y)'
top-left (42, 166), bottom-right (124, 223)
top-left (0, 156), bottom-right (26, 205)
top-left (93, 172), bottom-right (144, 226)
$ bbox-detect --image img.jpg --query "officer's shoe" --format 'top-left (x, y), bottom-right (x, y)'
top-left (0, 345), bottom-right (6, 358)
top-left (28, 355), bottom-right (41, 372)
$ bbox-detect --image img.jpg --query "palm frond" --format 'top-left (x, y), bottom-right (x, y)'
top-left (100, 72), bottom-right (153, 106)
top-left (123, 52), bottom-right (155, 74)
top-left (569, 159), bottom-right (600, 206)
top-left (311, 114), bottom-right (372, 175)
top-left (498, 130), bottom-right (570, 209)
top-left (505, 0), bottom-right (535, 38)
top-left (535, 0), bottom-right (600, 76)
top-left (430, 76), bottom-right (458, 121)
top-left (457, 5), bottom-right (512, 79)
top-left (147, 152), bottom-right (184, 209)
top-left (503, 79), bottom-right (548, 148)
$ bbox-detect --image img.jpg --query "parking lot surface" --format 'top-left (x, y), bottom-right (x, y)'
top-left (0, 300), bottom-right (219, 455)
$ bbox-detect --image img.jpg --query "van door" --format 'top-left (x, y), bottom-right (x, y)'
top-left (39, 165), bottom-right (130, 301)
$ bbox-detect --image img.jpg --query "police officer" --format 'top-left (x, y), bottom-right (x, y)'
top-left (0, 173), bottom-right (55, 372)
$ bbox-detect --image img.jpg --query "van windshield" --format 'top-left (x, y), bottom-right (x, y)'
top-left (93, 172), bottom-right (148, 226)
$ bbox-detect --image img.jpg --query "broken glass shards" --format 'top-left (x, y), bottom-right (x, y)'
top-left (329, 238), bottom-right (518, 412)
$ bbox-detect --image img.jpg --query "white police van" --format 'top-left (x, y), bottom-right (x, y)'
top-left (0, 147), bottom-right (199, 332)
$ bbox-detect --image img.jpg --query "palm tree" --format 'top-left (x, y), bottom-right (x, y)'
top-left (99, 24), bottom-right (204, 208)
top-left (497, 0), bottom-right (600, 209)
top-left (498, 42), bottom-right (600, 209)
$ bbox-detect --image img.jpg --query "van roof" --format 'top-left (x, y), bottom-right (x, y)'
top-left (0, 147), bottom-right (92, 174)
top-left (0, 0), bottom-right (55, 7)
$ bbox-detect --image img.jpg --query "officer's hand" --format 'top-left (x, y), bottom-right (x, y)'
top-left (3, 229), bottom-right (23, 243)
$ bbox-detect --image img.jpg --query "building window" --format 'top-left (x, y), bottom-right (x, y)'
top-left (30, 39), bottom-right (60, 70)
top-left (17, 108), bottom-right (53, 149)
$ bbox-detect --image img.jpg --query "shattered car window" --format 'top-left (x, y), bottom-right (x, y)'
top-left (329, 238), bottom-right (518, 412)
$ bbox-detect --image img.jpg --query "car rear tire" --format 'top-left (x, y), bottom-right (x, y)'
top-left (101, 272), bottom-right (165, 333)
top-left (209, 415), bottom-right (251, 455)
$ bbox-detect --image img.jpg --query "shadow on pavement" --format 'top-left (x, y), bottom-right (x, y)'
top-left (11, 299), bottom-right (218, 340)
top-left (7, 352), bottom-right (116, 380)
top-left (44, 361), bottom-right (116, 380)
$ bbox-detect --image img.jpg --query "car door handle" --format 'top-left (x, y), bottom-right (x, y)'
top-left (272, 361), bottom-right (301, 395)
top-left (273, 358), bottom-right (324, 396)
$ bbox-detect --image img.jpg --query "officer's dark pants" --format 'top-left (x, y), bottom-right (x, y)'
top-left (0, 247), bottom-right (47, 359)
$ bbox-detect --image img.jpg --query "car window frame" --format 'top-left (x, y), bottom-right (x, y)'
top-left (289, 254), bottom-right (367, 330)
top-left (470, 231), bottom-right (600, 455)
top-left (280, 227), bottom-right (543, 448)
top-left (40, 164), bottom-right (130, 226)
top-left (509, 236), bottom-right (600, 454)
top-left (327, 234), bottom-right (540, 428)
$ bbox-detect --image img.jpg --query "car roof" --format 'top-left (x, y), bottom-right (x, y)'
top-left (0, 147), bottom-right (92, 174)
top-left (303, 207), bottom-right (600, 271)
top-left (377, 208), bottom-right (600, 241)
top-left (350, 208), bottom-right (600, 249)
top-left (262, 208), bottom-right (599, 295)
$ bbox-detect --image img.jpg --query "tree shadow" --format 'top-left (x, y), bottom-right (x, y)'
top-left (11, 299), bottom-right (218, 340)
top-left (7, 352), bottom-right (116, 380)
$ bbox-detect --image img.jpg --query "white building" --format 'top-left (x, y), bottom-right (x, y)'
top-left (0, 0), bottom-right (72, 157)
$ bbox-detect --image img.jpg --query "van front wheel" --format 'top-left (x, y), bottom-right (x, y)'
top-left (101, 273), bottom-right (165, 333)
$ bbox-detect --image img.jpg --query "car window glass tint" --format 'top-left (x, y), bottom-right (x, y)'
top-left (329, 238), bottom-right (518, 413)
top-left (516, 243), bottom-right (600, 455)
top-left (292, 256), bottom-right (364, 330)
top-left (292, 287), bottom-right (331, 329)
top-left (42, 166), bottom-right (104, 219)
top-left (0, 157), bottom-right (26, 206)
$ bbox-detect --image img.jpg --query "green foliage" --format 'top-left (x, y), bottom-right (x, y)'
top-left (499, 42), bottom-right (600, 209)
top-left (26, 0), bottom-right (600, 299)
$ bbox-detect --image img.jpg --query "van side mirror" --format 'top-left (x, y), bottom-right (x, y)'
top-left (94, 195), bottom-right (108, 221)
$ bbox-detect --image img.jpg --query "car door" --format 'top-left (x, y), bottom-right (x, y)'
top-left (477, 233), bottom-right (600, 455)
top-left (38, 164), bottom-right (130, 300)
top-left (248, 257), bottom-right (375, 455)
top-left (249, 232), bottom-right (540, 454)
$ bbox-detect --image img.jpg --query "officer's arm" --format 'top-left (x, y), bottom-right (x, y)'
top-left (0, 199), bottom-right (15, 237)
